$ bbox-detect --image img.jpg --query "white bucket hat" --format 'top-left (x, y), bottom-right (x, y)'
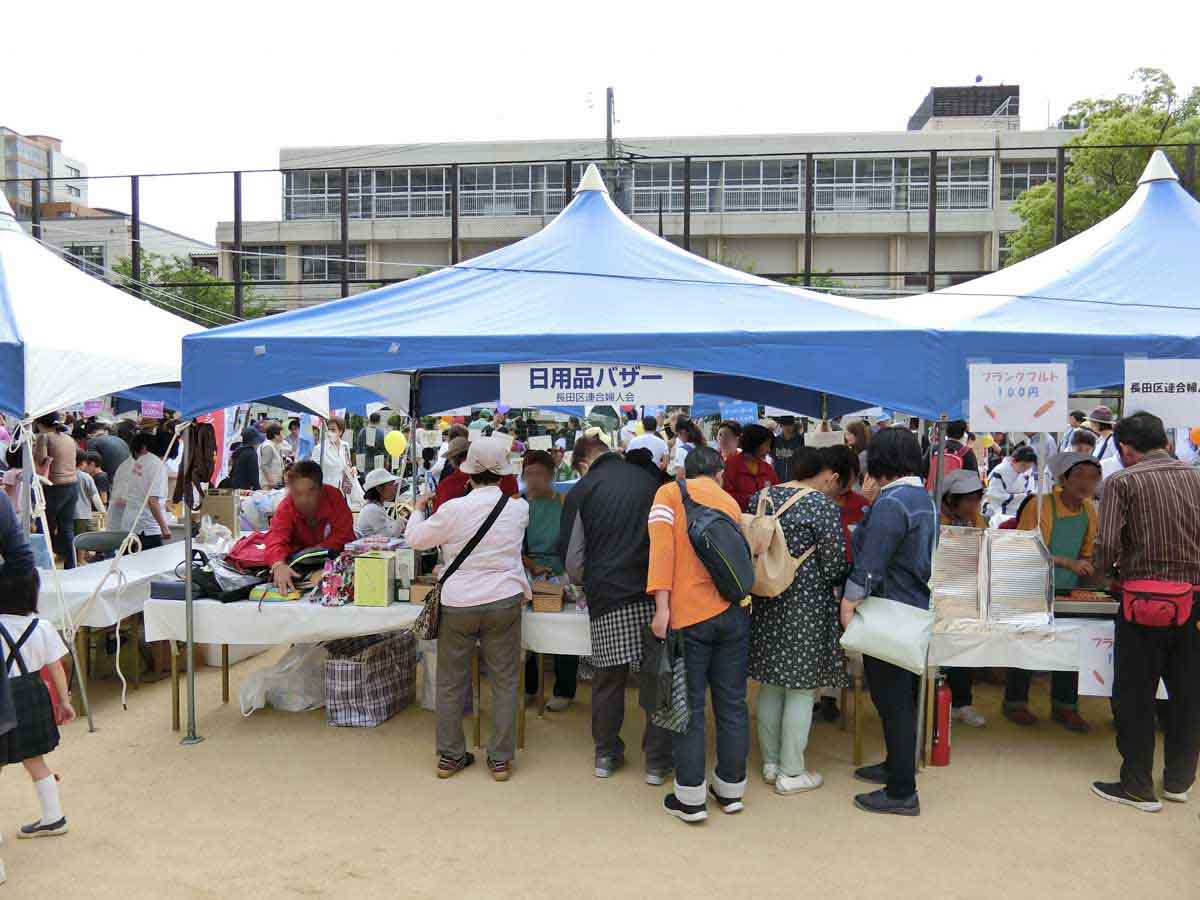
top-left (362, 468), bottom-right (401, 493)
top-left (460, 436), bottom-right (513, 476)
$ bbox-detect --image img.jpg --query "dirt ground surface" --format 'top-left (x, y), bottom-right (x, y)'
top-left (0, 651), bottom-right (1194, 899)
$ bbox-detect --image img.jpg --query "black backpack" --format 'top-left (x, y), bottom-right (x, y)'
top-left (677, 480), bottom-right (755, 604)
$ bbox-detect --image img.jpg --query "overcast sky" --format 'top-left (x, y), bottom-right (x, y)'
top-left (6, 1), bottom-right (1199, 243)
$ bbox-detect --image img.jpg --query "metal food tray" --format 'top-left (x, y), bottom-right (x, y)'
top-left (986, 530), bottom-right (1054, 627)
top-left (931, 526), bottom-right (985, 623)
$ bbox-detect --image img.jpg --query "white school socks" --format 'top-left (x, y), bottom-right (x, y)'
top-left (34, 775), bottom-right (63, 825)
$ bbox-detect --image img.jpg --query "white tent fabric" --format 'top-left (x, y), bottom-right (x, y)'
top-left (0, 192), bottom-right (200, 419)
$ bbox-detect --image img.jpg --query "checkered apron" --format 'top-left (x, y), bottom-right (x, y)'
top-left (588, 597), bottom-right (655, 669)
top-left (324, 631), bottom-right (416, 727)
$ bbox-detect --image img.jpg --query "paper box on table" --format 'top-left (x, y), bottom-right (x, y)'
top-left (194, 489), bottom-right (241, 538)
top-left (354, 552), bottom-right (395, 607)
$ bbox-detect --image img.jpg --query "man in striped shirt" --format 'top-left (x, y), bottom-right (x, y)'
top-left (1092, 412), bottom-right (1200, 813)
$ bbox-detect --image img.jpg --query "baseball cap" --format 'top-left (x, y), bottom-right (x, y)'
top-left (627, 433), bottom-right (669, 467)
top-left (459, 436), bottom-right (513, 476)
top-left (938, 469), bottom-right (984, 500)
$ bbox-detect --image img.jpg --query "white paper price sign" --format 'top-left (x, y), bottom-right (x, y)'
top-left (500, 363), bottom-right (693, 408)
top-left (1078, 620), bottom-right (1167, 699)
top-left (968, 363), bottom-right (1068, 432)
top-left (1124, 359), bottom-right (1200, 428)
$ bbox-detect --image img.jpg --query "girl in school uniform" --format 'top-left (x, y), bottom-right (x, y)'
top-left (0, 568), bottom-right (75, 839)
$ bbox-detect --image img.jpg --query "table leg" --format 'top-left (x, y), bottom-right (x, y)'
top-left (471, 648), bottom-right (481, 749)
top-left (538, 652), bottom-right (547, 720)
top-left (221, 645), bottom-right (230, 704)
top-left (839, 687), bottom-right (849, 733)
top-left (852, 674), bottom-right (864, 767)
top-left (517, 650), bottom-right (526, 751)
top-left (170, 641), bottom-right (180, 733)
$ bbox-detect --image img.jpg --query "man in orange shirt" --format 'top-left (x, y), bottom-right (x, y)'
top-left (647, 445), bottom-right (750, 823)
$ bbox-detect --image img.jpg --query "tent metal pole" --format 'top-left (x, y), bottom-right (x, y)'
top-left (931, 416), bottom-right (947, 548)
top-left (408, 374), bottom-right (420, 493)
top-left (21, 426), bottom-right (32, 535)
top-left (181, 432), bottom-right (202, 745)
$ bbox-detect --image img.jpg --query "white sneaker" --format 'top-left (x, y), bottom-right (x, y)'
top-left (952, 705), bottom-right (986, 728)
top-left (762, 763), bottom-right (779, 785)
top-left (1162, 788), bottom-right (1190, 803)
top-left (775, 771), bottom-right (823, 795)
top-left (545, 696), bottom-right (571, 712)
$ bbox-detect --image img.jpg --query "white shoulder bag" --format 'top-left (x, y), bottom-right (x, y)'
top-left (839, 557), bottom-right (935, 676)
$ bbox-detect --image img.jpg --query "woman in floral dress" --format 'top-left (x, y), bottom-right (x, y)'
top-left (748, 446), bottom-right (850, 796)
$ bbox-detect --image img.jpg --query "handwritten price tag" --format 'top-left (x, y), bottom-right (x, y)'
top-left (968, 363), bottom-right (1068, 433)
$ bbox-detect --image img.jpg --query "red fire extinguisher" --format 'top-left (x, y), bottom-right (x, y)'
top-left (931, 677), bottom-right (952, 767)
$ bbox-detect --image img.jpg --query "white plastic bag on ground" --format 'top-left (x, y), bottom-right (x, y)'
top-left (239, 644), bottom-right (329, 716)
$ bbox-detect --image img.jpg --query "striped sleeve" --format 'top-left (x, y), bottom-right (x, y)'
top-left (646, 485), bottom-right (679, 594)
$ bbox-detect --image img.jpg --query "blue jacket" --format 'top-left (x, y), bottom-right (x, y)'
top-left (846, 479), bottom-right (936, 610)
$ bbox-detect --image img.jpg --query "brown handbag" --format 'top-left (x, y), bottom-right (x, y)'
top-left (412, 494), bottom-right (510, 640)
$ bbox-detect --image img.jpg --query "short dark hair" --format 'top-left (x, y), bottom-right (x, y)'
top-left (684, 445), bottom-right (724, 479)
top-left (287, 459), bottom-right (323, 486)
top-left (625, 409), bottom-right (637, 421)
top-left (369, 412), bottom-right (381, 424)
top-left (739, 424), bottom-right (774, 454)
top-left (0, 568), bottom-right (39, 616)
top-left (34, 413), bottom-right (59, 430)
top-left (1114, 412), bottom-right (1169, 454)
top-left (1069, 410), bottom-right (1088, 424)
top-left (130, 433), bottom-right (155, 456)
top-left (1070, 428), bottom-right (1097, 450)
top-left (77, 449), bottom-right (102, 466)
top-left (865, 427), bottom-right (924, 480)
top-left (946, 420), bottom-right (968, 441)
top-left (522, 449), bottom-right (555, 474)
top-left (790, 446), bottom-right (828, 481)
top-left (1011, 446), bottom-right (1038, 464)
top-left (641, 416), bottom-right (658, 433)
top-left (718, 420), bottom-right (743, 438)
top-left (470, 470), bottom-right (503, 486)
top-left (288, 418), bottom-right (300, 431)
top-left (821, 444), bottom-right (860, 489)
top-left (265, 423), bottom-right (282, 440)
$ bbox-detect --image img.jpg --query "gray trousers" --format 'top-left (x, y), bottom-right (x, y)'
top-left (436, 594), bottom-right (523, 762)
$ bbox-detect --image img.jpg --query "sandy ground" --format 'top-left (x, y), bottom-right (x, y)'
top-left (0, 651), bottom-right (1194, 899)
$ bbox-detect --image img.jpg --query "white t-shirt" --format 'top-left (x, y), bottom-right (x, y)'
top-left (0, 616), bottom-right (68, 672)
top-left (619, 422), bottom-right (638, 447)
top-left (113, 453), bottom-right (168, 537)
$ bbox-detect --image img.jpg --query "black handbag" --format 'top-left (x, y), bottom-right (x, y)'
top-left (412, 495), bottom-right (510, 641)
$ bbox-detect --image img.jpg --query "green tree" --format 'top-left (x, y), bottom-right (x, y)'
top-left (112, 252), bottom-right (267, 325)
top-left (783, 270), bottom-right (846, 292)
top-left (1006, 68), bottom-right (1200, 264)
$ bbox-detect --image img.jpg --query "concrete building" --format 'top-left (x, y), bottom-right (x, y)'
top-left (1, 128), bottom-right (87, 217)
top-left (216, 84), bottom-right (1073, 309)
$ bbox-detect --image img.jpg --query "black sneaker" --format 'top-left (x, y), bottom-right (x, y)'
top-left (436, 752), bottom-right (475, 780)
top-left (708, 785), bottom-right (744, 814)
top-left (644, 765), bottom-right (673, 786)
top-left (854, 788), bottom-right (920, 816)
top-left (594, 754), bottom-right (626, 778)
top-left (853, 763), bottom-right (889, 785)
top-left (663, 793), bottom-right (708, 823)
top-left (819, 696), bottom-right (840, 723)
top-left (1091, 781), bottom-right (1162, 812)
top-left (18, 817), bottom-right (68, 839)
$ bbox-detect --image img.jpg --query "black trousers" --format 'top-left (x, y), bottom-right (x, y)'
top-left (138, 533), bottom-right (165, 551)
top-left (43, 482), bottom-right (79, 570)
top-left (945, 667), bottom-right (973, 708)
top-left (1005, 669), bottom-right (1079, 709)
top-left (1113, 608), bottom-right (1200, 798)
top-left (591, 662), bottom-right (672, 769)
top-left (524, 653), bottom-right (579, 699)
top-left (864, 654), bottom-right (918, 798)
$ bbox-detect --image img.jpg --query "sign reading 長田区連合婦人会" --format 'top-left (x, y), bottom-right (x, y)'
top-left (1123, 359), bottom-right (1200, 428)
top-left (500, 363), bottom-right (693, 408)
top-left (968, 363), bottom-right (1068, 433)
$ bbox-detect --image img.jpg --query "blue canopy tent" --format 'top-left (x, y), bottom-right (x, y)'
top-left (180, 165), bottom-right (931, 420)
top-left (841, 151), bottom-right (1200, 419)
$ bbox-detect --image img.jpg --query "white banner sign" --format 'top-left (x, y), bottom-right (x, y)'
top-left (805, 430), bottom-right (846, 449)
top-left (1124, 359), bottom-right (1200, 428)
top-left (416, 429), bottom-right (442, 449)
top-left (968, 363), bottom-right (1068, 432)
top-left (500, 363), bottom-right (693, 408)
top-left (1078, 620), bottom-right (1167, 699)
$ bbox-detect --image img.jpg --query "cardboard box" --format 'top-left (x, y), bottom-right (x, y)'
top-left (409, 577), bottom-right (437, 605)
top-left (354, 552), bottom-right (395, 607)
top-left (195, 489), bottom-right (241, 537)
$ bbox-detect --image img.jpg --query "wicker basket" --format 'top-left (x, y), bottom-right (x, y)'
top-left (531, 581), bottom-right (564, 613)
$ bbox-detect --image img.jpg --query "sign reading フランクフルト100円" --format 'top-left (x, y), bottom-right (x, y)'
top-left (967, 363), bottom-right (1069, 433)
top-left (1123, 359), bottom-right (1200, 428)
top-left (499, 363), bottom-right (693, 408)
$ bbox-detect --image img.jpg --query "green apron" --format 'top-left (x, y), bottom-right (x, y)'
top-left (1048, 494), bottom-right (1088, 591)
top-left (525, 496), bottom-right (564, 575)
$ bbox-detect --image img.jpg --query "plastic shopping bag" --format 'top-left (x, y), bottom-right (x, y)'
top-left (239, 644), bottom-right (328, 716)
top-left (638, 627), bottom-right (672, 715)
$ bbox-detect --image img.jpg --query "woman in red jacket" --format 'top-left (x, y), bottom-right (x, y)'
top-left (723, 424), bottom-right (779, 512)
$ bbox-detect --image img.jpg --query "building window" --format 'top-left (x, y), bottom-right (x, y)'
top-left (65, 244), bottom-right (104, 277)
top-left (1000, 160), bottom-right (1055, 202)
top-left (300, 243), bottom-right (366, 281)
top-left (67, 185), bottom-right (81, 198)
top-left (241, 244), bottom-right (285, 281)
top-left (999, 232), bottom-right (1015, 267)
top-left (66, 165), bottom-right (81, 178)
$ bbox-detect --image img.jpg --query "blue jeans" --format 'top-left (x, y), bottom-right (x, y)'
top-left (672, 604), bottom-right (750, 797)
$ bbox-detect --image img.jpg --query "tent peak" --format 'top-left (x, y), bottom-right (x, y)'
top-left (576, 163), bottom-right (608, 193)
top-left (1138, 150), bottom-right (1179, 185)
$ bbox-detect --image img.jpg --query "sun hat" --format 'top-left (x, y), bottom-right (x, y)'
top-left (362, 468), bottom-right (401, 493)
top-left (459, 436), bottom-right (513, 476)
top-left (1088, 405), bottom-right (1116, 426)
top-left (627, 433), bottom-right (669, 467)
top-left (1048, 451), bottom-right (1101, 481)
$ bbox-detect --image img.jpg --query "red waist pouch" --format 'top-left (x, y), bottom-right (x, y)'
top-left (1121, 580), bottom-right (1195, 627)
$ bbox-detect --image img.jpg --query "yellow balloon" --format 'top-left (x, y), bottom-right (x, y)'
top-left (384, 430), bottom-right (407, 458)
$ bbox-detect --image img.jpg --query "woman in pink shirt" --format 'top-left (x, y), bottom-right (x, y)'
top-left (407, 437), bottom-right (530, 783)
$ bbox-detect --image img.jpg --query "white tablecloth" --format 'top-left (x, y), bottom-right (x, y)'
top-left (145, 597), bottom-right (595, 656)
top-left (930, 619), bottom-right (1106, 671)
top-left (37, 543), bottom-right (201, 630)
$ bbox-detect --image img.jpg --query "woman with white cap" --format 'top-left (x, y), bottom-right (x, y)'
top-left (407, 436), bottom-right (530, 782)
top-left (355, 468), bottom-right (407, 539)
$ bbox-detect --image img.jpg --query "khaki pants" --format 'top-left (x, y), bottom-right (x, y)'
top-left (436, 595), bottom-right (523, 762)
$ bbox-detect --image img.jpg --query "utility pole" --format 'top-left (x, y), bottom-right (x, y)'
top-left (605, 87), bottom-right (615, 161)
